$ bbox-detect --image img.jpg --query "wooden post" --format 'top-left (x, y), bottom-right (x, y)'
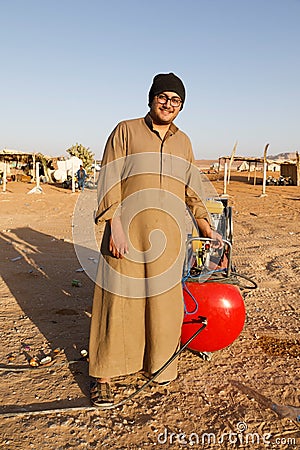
top-left (27, 161), bottom-right (43, 193)
top-left (36, 162), bottom-right (40, 190)
top-left (32, 153), bottom-right (36, 182)
top-left (71, 159), bottom-right (75, 193)
top-left (217, 157), bottom-right (221, 181)
top-left (93, 159), bottom-right (96, 186)
top-left (222, 160), bottom-right (228, 196)
top-left (261, 143), bottom-right (269, 197)
top-left (2, 161), bottom-right (7, 193)
top-left (253, 161), bottom-right (257, 186)
top-left (227, 141), bottom-right (237, 185)
top-left (296, 151), bottom-right (300, 187)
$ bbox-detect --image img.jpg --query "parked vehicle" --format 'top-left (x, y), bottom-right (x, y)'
top-left (278, 175), bottom-right (293, 186)
top-left (266, 175), bottom-right (293, 186)
top-left (62, 175), bottom-right (78, 189)
top-left (266, 176), bottom-right (278, 185)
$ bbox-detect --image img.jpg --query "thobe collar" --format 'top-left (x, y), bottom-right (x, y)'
top-left (144, 113), bottom-right (178, 139)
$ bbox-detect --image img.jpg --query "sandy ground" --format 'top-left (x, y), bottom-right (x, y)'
top-left (0, 174), bottom-right (299, 450)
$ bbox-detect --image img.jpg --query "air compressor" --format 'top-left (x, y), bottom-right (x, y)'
top-left (181, 198), bottom-right (256, 354)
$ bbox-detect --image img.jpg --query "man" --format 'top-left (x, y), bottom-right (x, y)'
top-left (76, 165), bottom-right (87, 191)
top-left (89, 73), bottom-right (221, 407)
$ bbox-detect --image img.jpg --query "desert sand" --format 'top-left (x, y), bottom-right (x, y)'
top-left (0, 174), bottom-right (299, 449)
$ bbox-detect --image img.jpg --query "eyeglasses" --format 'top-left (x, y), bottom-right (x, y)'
top-left (156, 93), bottom-right (182, 108)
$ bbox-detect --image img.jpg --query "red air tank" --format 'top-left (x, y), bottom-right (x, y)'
top-left (181, 282), bottom-right (246, 352)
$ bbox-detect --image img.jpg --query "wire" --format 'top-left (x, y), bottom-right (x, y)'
top-left (203, 271), bottom-right (258, 290)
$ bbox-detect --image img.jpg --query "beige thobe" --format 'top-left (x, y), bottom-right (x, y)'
top-left (89, 114), bottom-right (211, 382)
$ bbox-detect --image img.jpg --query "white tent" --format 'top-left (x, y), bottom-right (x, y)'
top-left (237, 161), bottom-right (251, 171)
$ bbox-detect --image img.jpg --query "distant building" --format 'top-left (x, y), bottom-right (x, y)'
top-left (280, 161), bottom-right (299, 186)
top-left (267, 162), bottom-right (280, 172)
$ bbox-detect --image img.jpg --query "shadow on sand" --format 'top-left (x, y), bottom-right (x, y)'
top-left (0, 226), bottom-right (96, 413)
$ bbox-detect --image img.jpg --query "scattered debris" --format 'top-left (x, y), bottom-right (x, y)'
top-left (0, 348), bottom-right (65, 373)
top-left (22, 344), bottom-right (31, 352)
top-left (6, 353), bottom-right (16, 363)
top-left (10, 256), bottom-right (22, 262)
top-left (29, 357), bottom-right (39, 367)
top-left (40, 356), bottom-right (52, 365)
top-left (61, 289), bottom-right (71, 296)
top-left (88, 257), bottom-right (98, 263)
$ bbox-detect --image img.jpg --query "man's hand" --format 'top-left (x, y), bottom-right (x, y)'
top-left (196, 218), bottom-right (223, 248)
top-left (210, 229), bottom-right (224, 248)
top-left (109, 217), bottom-right (128, 259)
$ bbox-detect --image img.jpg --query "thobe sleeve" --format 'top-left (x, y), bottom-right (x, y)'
top-left (95, 122), bottom-right (127, 223)
top-left (184, 140), bottom-right (213, 227)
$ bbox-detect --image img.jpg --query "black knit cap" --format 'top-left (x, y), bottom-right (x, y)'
top-left (148, 72), bottom-right (186, 109)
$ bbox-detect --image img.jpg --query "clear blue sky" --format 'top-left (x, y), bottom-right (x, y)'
top-left (1, 0), bottom-right (299, 160)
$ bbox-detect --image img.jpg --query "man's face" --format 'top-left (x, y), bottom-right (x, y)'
top-left (150, 91), bottom-right (182, 126)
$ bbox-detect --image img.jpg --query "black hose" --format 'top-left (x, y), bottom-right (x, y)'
top-left (100, 317), bottom-right (207, 410)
